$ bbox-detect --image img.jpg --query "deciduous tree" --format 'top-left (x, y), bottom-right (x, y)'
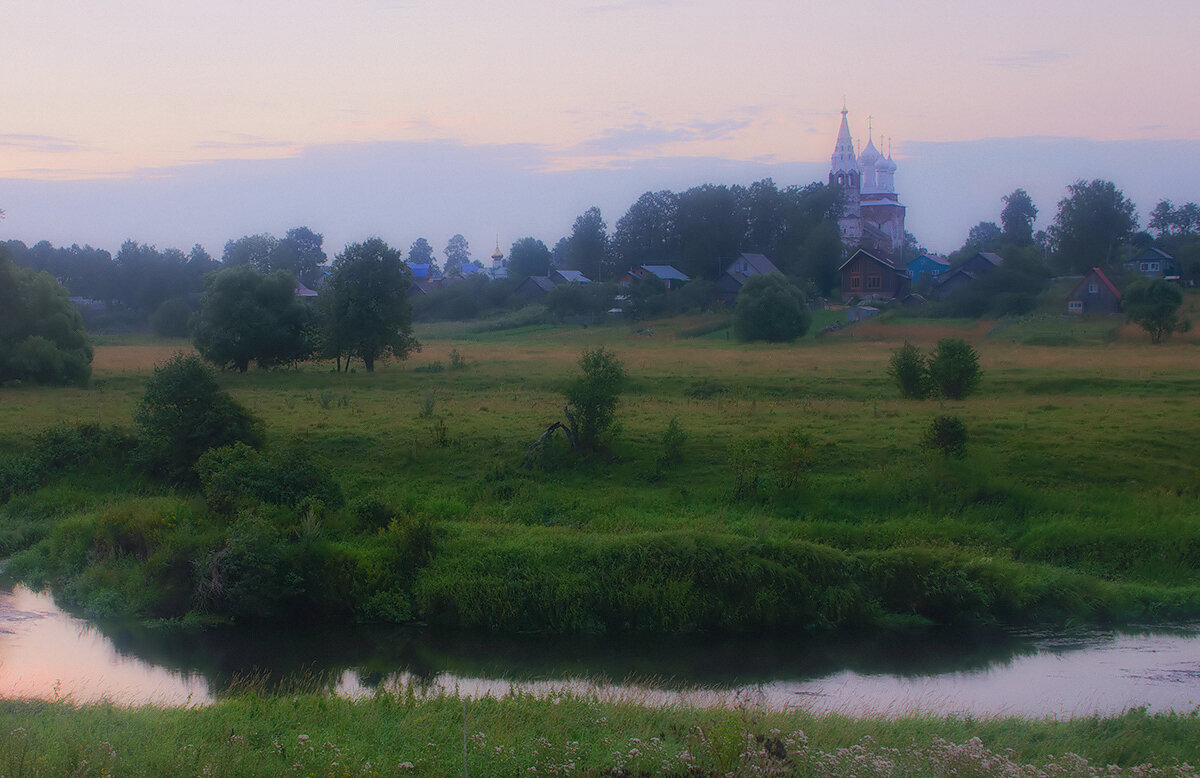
top-left (1124, 278), bottom-right (1189, 344)
top-left (566, 207), bottom-right (610, 281)
top-left (507, 237), bottom-right (552, 279)
top-left (1001, 189), bottom-right (1038, 246)
top-left (443, 234), bottom-right (471, 275)
top-left (324, 238), bottom-right (420, 372)
top-left (1049, 179), bottom-right (1137, 273)
top-left (733, 274), bottom-right (811, 342)
top-left (0, 246), bottom-right (93, 386)
top-left (191, 265), bottom-right (315, 372)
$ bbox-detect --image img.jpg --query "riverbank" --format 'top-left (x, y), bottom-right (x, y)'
top-left (2, 691), bottom-right (1197, 776)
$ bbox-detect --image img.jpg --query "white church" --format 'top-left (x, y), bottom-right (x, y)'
top-left (828, 107), bottom-right (906, 260)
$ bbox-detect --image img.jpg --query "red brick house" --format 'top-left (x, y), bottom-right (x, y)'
top-left (838, 248), bottom-right (909, 300)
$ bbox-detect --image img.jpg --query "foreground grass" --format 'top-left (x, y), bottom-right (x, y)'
top-left (1, 691), bottom-right (1198, 776)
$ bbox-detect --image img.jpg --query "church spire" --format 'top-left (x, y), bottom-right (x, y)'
top-left (830, 105), bottom-right (859, 179)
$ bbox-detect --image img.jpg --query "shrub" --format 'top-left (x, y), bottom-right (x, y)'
top-left (729, 443), bottom-right (761, 502)
top-left (149, 297), bottom-right (194, 338)
top-left (195, 515), bottom-right (304, 621)
top-left (771, 428), bottom-right (815, 491)
top-left (922, 415), bottom-right (968, 458)
top-left (657, 416), bottom-right (687, 470)
top-left (352, 496), bottom-right (395, 531)
top-left (926, 338), bottom-right (982, 399)
top-left (563, 346), bottom-right (626, 452)
top-left (733, 274), bottom-right (811, 342)
top-left (887, 342), bottom-right (929, 399)
top-left (134, 353), bottom-right (264, 483)
top-left (196, 442), bottom-right (343, 514)
top-left (1124, 278), bottom-right (1189, 344)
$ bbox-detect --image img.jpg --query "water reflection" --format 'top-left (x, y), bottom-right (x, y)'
top-left (2, 585), bottom-right (1198, 717)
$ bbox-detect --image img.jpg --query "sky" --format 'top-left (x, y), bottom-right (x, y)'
top-left (3, 0), bottom-right (1200, 259)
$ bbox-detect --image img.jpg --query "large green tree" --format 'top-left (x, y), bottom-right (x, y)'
top-left (1001, 188), bottom-right (1038, 246)
top-left (1049, 179), bottom-right (1138, 273)
top-left (222, 233), bottom-right (278, 269)
top-left (443, 234), bottom-right (471, 275)
top-left (324, 238), bottom-right (419, 372)
top-left (611, 190), bottom-right (679, 272)
top-left (270, 227), bottom-right (326, 287)
top-left (192, 265), bottom-right (315, 372)
top-left (0, 246), bottom-right (93, 386)
top-left (507, 237), bottom-right (552, 279)
top-left (565, 207), bottom-right (610, 281)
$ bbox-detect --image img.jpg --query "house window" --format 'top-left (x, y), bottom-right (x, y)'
top-left (1087, 282), bottom-right (1098, 294)
top-left (849, 274), bottom-right (862, 290)
top-left (1068, 300), bottom-right (1084, 313)
top-left (867, 275), bottom-right (882, 290)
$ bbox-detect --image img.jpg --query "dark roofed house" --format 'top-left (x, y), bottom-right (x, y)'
top-left (516, 275), bottom-right (556, 302)
top-left (1128, 247), bottom-right (1177, 278)
top-left (932, 252), bottom-right (1004, 300)
top-left (838, 248), bottom-right (908, 301)
top-left (1066, 267), bottom-right (1121, 315)
top-left (716, 252), bottom-right (782, 305)
top-left (551, 269), bottom-right (591, 285)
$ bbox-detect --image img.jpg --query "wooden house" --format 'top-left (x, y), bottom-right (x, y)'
top-left (1128, 247), bottom-right (1177, 278)
top-left (838, 248), bottom-right (908, 300)
top-left (1066, 267), bottom-right (1121, 315)
top-left (516, 275), bottom-right (555, 302)
top-left (716, 252), bottom-right (782, 305)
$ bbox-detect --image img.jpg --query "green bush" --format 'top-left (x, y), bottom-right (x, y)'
top-left (564, 346), bottom-right (626, 452)
top-left (195, 515), bottom-right (304, 621)
top-left (351, 495), bottom-right (395, 531)
top-left (771, 428), bottom-right (815, 491)
top-left (134, 353), bottom-right (264, 484)
top-left (196, 442), bottom-right (343, 514)
top-left (733, 274), bottom-right (811, 342)
top-left (149, 297), bottom-right (194, 338)
top-left (0, 455), bottom-right (40, 503)
top-left (922, 415), bottom-right (968, 458)
top-left (887, 342), bottom-right (929, 399)
top-left (926, 338), bottom-right (982, 399)
top-left (657, 416), bottom-right (687, 470)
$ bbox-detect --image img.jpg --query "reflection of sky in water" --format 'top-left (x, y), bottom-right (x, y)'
top-left (3, 586), bottom-right (1199, 717)
top-left (0, 587), bottom-right (211, 706)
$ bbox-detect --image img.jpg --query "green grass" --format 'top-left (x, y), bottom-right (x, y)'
top-left (2, 315), bottom-right (1200, 633)
top-left (1, 691), bottom-right (1197, 776)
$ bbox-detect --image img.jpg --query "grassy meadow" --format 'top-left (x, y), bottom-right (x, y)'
top-left (1, 310), bottom-right (1199, 636)
top-left (2, 690), bottom-right (1199, 776)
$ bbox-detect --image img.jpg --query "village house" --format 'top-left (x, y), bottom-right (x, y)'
top-left (906, 253), bottom-right (950, 285)
top-left (551, 269), bottom-right (591, 285)
top-left (515, 275), bottom-right (556, 302)
top-left (619, 265), bottom-right (690, 291)
top-left (1127, 247), bottom-right (1177, 279)
top-left (1066, 267), bottom-right (1121, 315)
top-left (932, 252), bottom-right (1004, 300)
top-left (715, 252), bottom-right (782, 305)
top-left (838, 248), bottom-right (908, 301)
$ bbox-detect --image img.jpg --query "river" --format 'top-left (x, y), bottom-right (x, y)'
top-left (2, 585), bottom-right (1198, 717)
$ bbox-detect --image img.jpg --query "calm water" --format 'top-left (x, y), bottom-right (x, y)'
top-left (2, 585), bottom-right (1198, 717)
